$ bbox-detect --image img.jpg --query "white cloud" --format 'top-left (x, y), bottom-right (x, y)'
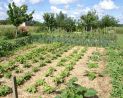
top-left (94, 0), bottom-right (118, 10)
top-left (8, 0), bottom-right (26, 6)
top-left (29, 0), bottom-right (43, 4)
top-left (0, 11), bottom-right (8, 20)
top-left (33, 11), bottom-right (44, 22)
top-left (51, 6), bottom-right (67, 13)
top-left (49, 0), bottom-right (77, 5)
top-left (50, 5), bottom-right (92, 19)
top-left (8, 0), bottom-right (43, 6)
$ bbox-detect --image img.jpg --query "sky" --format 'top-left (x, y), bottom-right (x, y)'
top-left (0, 0), bottom-right (123, 23)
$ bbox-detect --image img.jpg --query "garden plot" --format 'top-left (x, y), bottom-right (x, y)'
top-left (0, 45), bottom-right (111, 98)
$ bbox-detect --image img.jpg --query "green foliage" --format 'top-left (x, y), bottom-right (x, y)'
top-left (84, 89), bottom-right (97, 97)
top-left (31, 31), bottom-right (116, 47)
top-left (86, 71), bottom-right (96, 80)
top-left (26, 85), bottom-right (37, 93)
top-left (45, 67), bottom-right (55, 77)
top-left (55, 77), bottom-right (97, 98)
top-left (4, 71), bottom-right (12, 79)
top-left (90, 51), bottom-right (101, 61)
top-left (32, 67), bottom-right (39, 72)
top-left (7, 2), bottom-right (34, 27)
top-left (16, 72), bottom-right (32, 85)
top-left (43, 85), bottom-right (54, 94)
top-left (0, 85), bottom-right (12, 96)
top-left (43, 13), bottom-right (56, 32)
top-left (80, 10), bottom-right (99, 31)
top-left (107, 48), bottom-right (123, 97)
top-left (88, 62), bottom-right (98, 68)
top-left (14, 67), bottom-right (23, 73)
top-left (100, 15), bottom-right (118, 28)
top-left (23, 63), bottom-right (32, 68)
top-left (35, 79), bottom-right (46, 86)
top-left (0, 36), bottom-right (32, 57)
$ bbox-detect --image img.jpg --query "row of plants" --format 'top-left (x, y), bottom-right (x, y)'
top-left (25, 47), bottom-right (78, 94)
top-left (12, 46), bottom-right (69, 85)
top-left (31, 31), bottom-right (116, 47)
top-left (54, 48), bottom-right (87, 85)
top-left (55, 77), bottom-right (97, 98)
top-left (26, 78), bottom-right (55, 94)
top-left (106, 47), bottom-right (123, 98)
top-left (85, 51), bottom-right (101, 80)
top-left (87, 51), bottom-right (101, 69)
top-left (0, 85), bottom-right (12, 96)
top-left (11, 44), bottom-right (71, 86)
top-left (0, 43), bottom-right (65, 79)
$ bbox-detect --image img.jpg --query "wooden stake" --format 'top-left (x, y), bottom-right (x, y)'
top-left (12, 76), bottom-right (18, 98)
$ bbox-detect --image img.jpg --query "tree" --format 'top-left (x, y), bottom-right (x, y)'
top-left (43, 13), bottom-right (56, 32)
top-left (7, 2), bottom-right (34, 37)
top-left (64, 17), bottom-right (76, 32)
top-left (100, 15), bottom-right (118, 28)
top-left (80, 10), bottom-right (99, 31)
top-left (56, 11), bottom-right (67, 29)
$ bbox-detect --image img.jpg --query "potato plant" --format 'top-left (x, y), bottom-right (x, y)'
top-left (55, 77), bottom-right (97, 98)
top-left (45, 67), bottom-right (56, 77)
top-left (0, 85), bottom-right (12, 96)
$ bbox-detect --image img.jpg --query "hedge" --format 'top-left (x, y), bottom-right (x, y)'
top-left (0, 36), bottom-right (32, 57)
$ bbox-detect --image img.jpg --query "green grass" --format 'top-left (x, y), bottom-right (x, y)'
top-left (117, 34), bottom-right (123, 48)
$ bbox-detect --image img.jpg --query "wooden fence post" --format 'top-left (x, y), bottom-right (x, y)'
top-left (12, 76), bottom-right (18, 98)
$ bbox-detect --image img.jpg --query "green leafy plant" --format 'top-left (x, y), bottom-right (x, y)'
top-left (23, 63), bottom-right (32, 68)
top-left (4, 71), bottom-right (12, 79)
top-left (32, 67), bottom-right (39, 72)
top-left (88, 62), bottom-right (98, 68)
top-left (45, 67), bottom-right (55, 77)
top-left (35, 79), bottom-right (46, 86)
top-left (26, 85), bottom-right (37, 93)
top-left (43, 85), bottom-right (54, 94)
top-left (0, 85), bottom-right (12, 96)
top-left (14, 67), bottom-right (23, 73)
top-left (86, 71), bottom-right (96, 80)
top-left (55, 77), bottom-right (97, 98)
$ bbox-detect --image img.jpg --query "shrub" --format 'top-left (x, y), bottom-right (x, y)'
top-left (4, 28), bottom-right (15, 39)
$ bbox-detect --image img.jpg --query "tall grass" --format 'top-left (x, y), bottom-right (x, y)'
top-left (115, 27), bottom-right (123, 34)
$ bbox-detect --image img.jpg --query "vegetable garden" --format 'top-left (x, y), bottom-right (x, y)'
top-left (0, 1), bottom-right (123, 98)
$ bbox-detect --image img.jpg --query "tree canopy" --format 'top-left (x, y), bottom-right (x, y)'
top-left (7, 2), bottom-right (34, 27)
top-left (80, 10), bottom-right (99, 31)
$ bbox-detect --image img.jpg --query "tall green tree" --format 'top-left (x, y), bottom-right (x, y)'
top-left (56, 11), bottom-right (67, 29)
top-left (64, 17), bottom-right (76, 32)
top-left (7, 2), bottom-right (34, 37)
top-left (100, 15), bottom-right (118, 28)
top-left (80, 10), bottom-right (99, 31)
top-left (43, 13), bottom-right (56, 32)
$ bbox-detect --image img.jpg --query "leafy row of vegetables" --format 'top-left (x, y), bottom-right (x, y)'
top-left (32, 31), bottom-right (116, 47)
top-left (85, 50), bottom-right (101, 80)
top-left (54, 47), bottom-right (87, 85)
top-left (106, 47), bottom-right (123, 98)
top-left (55, 77), bottom-right (97, 98)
